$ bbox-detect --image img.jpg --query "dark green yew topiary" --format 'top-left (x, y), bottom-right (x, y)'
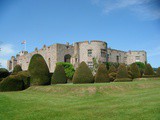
top-left (114, 64), bottom-right (132, 82)
top-left (13, 65), bottom-right (22, 73)
top-left (130, 63), bottom-right (141, 79)
top-left (0, 75), bottom-right (24, 92)
top-left (95, 64), bottom-right (109, 83)
top-left (108, 65), bottom-right (117, 74)
top-left (156, 67), bottom-right (160, 77)
top-left (51, 65), bottom-right (67, 84)
top-left (17, 71), bottom-right (30, 89)
top-left (28, 54), bottom-right (50, 85)
top-left (72, 61), bottom-right (94, 84)
top-left (0, 68), bottom-right (10, 82)
top-left (144, 64), bottom-right (154, 75)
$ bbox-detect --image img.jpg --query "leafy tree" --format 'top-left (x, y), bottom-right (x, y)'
top-left (135, 62), bottom-right (146, 76)
top-left (95, 64), bottom-right (109, 83)
top-left (28, 54), bottom-right (50, 85)
top-left (56, 62), bottom-right (75, 80)
top-left (51, 65), bottom-right (67, 84)
top-left (72, 61), bottom-right (94, 84)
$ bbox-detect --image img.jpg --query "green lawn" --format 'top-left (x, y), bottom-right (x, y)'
top-left (0, 78), bottom-right (160, 120)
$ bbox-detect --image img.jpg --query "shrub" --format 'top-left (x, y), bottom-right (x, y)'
top-left (144, 64), bottom-right (154, 75)
top-left (115, 64), bottom-right (132, 82)
top-left (135, 62), bottom-right (146, 76)
top-left (56, 62), bottom-right (75, 80)
top-left (105, 62), bottom-right (120, 70)
top-left (108, 65), bottom-right (117, 74)
top-left (0, 68), bottom-right (10, 82)
top-left (109, 72), bottom-right (117, 82)
top-left (128, 71), bottom-right (133, 79)
top-left (28, 54), bottom-right (50, 85)
top-left (51, 65), bottom-right (67, 84)
top-left (17, 71), bottom-right (30, 89)
top-left (156, 67), bottom-right (160, 77)
top-left (0, 75), bottom-right (24, 92)
top-left (13, 65), bottom-right (22, 73)
top-left (94, 64), bottom-right (109, 83)
top-left (130, 63), bottom-right (141, 79)
top-left (72, 61), bottom-right (94, 84)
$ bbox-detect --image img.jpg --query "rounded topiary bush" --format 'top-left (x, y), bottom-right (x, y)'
top-left (13, 65), bottom-right (22, 73)
top-left (108, 65), bottom-right (116, 74)
top-left (72, 61), bottom-right (94, 84)
top-left (0, 68), bottom-right (10, 82)
top-left (109, 72), bottom-right (117, 82)
top-left (130, 63), bottom-right (141, 79)
top-left (114, 64), bottom-right (132, 82)
top-left (51, 65), bottom-right (67, 84)
top-left (95, 64), bottom-right (109, 83)
top-left (28, 54), bottom-right (50, 85)
top-left (144, 64), bottom-right (154, 75)
top-left (17, 71), bottom-right (30, 89)
top-left (156, 67), bottom-right (160, 77)
top-left (0, 75), bottom-right (24, 92)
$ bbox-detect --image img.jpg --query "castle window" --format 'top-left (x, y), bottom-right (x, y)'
top-left (88, 49), bottom-right (92, 57)
top-left (101, 49), bottom-right (106, 57)
top-left (135, 56), bottom-right (140, 62)
top-left (88, 62), bottom-right (93, 69)
top-left (64, 54), bottom-right (71, 63)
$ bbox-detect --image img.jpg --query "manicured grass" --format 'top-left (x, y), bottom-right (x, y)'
top-left (0, 78), bottom-right (160, 120)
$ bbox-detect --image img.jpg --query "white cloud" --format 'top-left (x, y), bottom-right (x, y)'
top-left (91, 0), bottom-right (160, 20)
top-left (0, 44), bottom-right (17, 68)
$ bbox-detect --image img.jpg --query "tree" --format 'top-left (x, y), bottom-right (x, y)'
top-left (130, 63), bottom-right (141, 79)
top-left (144, 64), bottom-right (154, 75)
top-left (156, 67), bottom-right (160, 77)
top-left (72, 61), bottom-right (94, 84)
top-left (135, 62), bottom-right (146, 76)
top-left (56, 62), bottom-right (75, 80)
top-left (13, 65), bottom-right (22, 73)
top-left (28, 54), bottom-right (50, 85)
top-left (95, 64), bottom-right (109, 83)
top-left (115, 64), bottom-right (132, 82)
top-left (51, 65), bottom-right (67, 84)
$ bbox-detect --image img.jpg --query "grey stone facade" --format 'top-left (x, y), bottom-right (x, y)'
top-left (7, 40), bottom-right (147, 72)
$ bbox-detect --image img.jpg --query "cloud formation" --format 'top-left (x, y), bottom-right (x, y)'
top-left (0, 44), bottom-right (17, 68)
top-left (91, 0), bottom-right (160, 20)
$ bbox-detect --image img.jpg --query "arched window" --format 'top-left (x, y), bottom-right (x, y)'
top-left (64, 54), bottom-right (71, 63)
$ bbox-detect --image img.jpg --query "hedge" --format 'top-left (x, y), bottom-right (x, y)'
top-left (0, 68), bottom-right (10, 82)
top-left (72, 61), bottom-right (94, 84)
top-left (130, 63), bottom-right (141, 79)
top-left (94, 64), bottom-right (109, 83)
top-left (13, 65), bottom-right (22, 73)
top-left (28, 54), bottom-right (50, 85)
top-left (144, 64), bottom-right (154, 75)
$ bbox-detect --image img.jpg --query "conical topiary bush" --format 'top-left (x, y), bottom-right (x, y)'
top-left (28, 54), bottom-right (50, 85)
top-left (130, 63), bottom-right (141, 79)
top-left (156, 67), bottom-right (160, 77)
top-left (13, 65), bottom-right (22, 74)
top-left (144, 64), bottom-right (154, 75)
top-left (95, 64), bottom-right (109, 83)
top-left (114, 64), bottom-right (132, 82)
top-left (72, 61), bottom-right (94, 84)
top-left (108, 65), bottom-right (117, 74)
top-left (51, 64), bottom-right (67, 84)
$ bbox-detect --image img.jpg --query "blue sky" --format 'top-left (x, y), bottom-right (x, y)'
top-left (0, 0), bottom-right (160, 68)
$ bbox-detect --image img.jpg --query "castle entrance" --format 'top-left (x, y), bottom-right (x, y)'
top-left (64, 54), bottom-right (71, 63)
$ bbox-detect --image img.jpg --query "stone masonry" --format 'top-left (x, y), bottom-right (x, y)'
top-left (7, 40), bottom-right (147, 72)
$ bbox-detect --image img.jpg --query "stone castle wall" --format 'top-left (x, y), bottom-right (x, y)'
top-left (7, 40), bottom-right (147, 72)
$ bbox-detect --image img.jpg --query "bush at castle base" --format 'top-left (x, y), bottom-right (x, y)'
top-left (28, 54), bottom-right (50, 85)
top-left (95, 64), bottom-right (109, 83)
top-left (144, 64), bottom-right (154, 76)
top-left (109, 72), bottom-right (117, 82)
top-left (156, 67), bottom-right (160, 77)
top-left (56, 62), bottom-right (75, 80)
top-left (0, 68), bottom-right (10, 82)
top-left (13, 65), bottom-right (22, 74)
top-left (108, 65), bottom-right (117, 74)
top-left (51, 65), bottom-right (67, 84)
top-left (130, 63), bottom-right (141, 79)
top-left (0, 75), bottom-right (24, 92)
top-left (17, 71), bottom-right (30, 89)
top-left (114, 64), bottom-right (132, 82)
top-left (72, 61), bottom-right (94, 84)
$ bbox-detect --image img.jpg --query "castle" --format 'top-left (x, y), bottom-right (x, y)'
top-left (7, 40), bottom-right (147, 72)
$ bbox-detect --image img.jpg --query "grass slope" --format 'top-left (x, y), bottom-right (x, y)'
top-left (0, 78), bottom-right (160, 120)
